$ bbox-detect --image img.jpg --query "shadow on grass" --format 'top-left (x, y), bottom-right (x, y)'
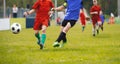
top-left (40, 48), bottom-right (88, 52)
top-left (93, 34), bottom-right (111, 39)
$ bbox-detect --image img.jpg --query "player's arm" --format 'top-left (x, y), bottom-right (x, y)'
top-left (23, 9), bottom-right (35, 17)
top-left (90, 11), bottom-right (98, 14)
top-left (24, 0), bottom-right (39, 17)
top-left (51, 5), bottom-right (65, 11)
top-left (51, 1), bottom-right (67, 11)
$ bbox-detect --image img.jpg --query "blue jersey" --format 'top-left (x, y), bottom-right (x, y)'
top-left (100, 14), bottom-right (105, 24)
top-left (64, 0), bottom-right (83, 20)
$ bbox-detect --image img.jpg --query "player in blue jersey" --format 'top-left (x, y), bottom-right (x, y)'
top-left (51, 0), bottom-right (83, 47)
top-left (100, 11), bottom-right (105, 31)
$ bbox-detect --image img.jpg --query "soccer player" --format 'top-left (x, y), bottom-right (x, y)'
top-left (80, 8), bottom-right (86, 32)
top-left (90, 0), bottom-right (102, 36)
top-left (100, 11), bottom-right (105, 31)
top-left (80, 7), bottom-right (90, 32)
top-left (51, 0), bottom-right (83, 47)
top-left (24, 0), bottom-right (54, 49)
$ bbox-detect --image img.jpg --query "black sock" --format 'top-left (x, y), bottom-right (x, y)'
top-left (63, 34), bottom-right (67, 42)
top-left (56, 32), bottom-right (66, 43)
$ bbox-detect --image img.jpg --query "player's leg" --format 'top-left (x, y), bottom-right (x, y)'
top-left (53, 31), bottom-right (67, 47)
top-left (33, 21), bottom-right (41, 45)
top-left (80, 12), bottom-right (86, 32)
top-left (34, 30), bottom-right (41, 45)
top-left (60, 34), bottom-right (67, 48)
top-left (96, 20), bottom-right (102, 34)
top-left (53, 20), bottom-right (68, 47)
top-left (92, 25), bottom-right (96, 36)
top-left (53, 20), bottom-right (76, 47)
top-left (101, 20), bottom-right (104, 31)
top-left (41, 25), bottom-right (47, 44)
top-left (92, 20), bottom-right (96, 36)
top-left (58, 22), bottom-right (71, 47)
top-left (34, 28), bottom-right (43, 49)
top-left (96, 23), bottom-right (99, 34)
top-left (60, 20), bottom-right (77, 47)
top-left (39, 19), bottom-right (49, 49)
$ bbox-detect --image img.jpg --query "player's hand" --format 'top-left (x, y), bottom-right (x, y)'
top-left (23, 12), bottom-right (29, 17)
top-left (51, 8), bottom-right (56, 11)
top-left (86, 17), bottom-right (90, 21)
top-left (48, 11), bottom-right (54, 17)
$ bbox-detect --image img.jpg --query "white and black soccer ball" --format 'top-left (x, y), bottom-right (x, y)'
top-left (11, 23), bottom-right (21, 34)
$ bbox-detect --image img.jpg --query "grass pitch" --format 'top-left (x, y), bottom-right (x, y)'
top-left (0, 18), bottom-right (120, 64)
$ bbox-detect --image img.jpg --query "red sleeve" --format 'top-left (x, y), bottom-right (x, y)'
top-left (32, 1), bottom-right (40, 9)
top-left (50, 1), bottom-right (54, 8)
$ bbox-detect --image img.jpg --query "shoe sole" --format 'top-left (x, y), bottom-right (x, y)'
top-left (53, 44), bottom-right (60, 47)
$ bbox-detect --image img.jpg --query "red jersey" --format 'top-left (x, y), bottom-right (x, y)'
top-left (90, 5), bottom-right (101, 19)
top-left (32, 0), bottom-right (54, 18)
top-left (32, 0), bottom-right (54, 30)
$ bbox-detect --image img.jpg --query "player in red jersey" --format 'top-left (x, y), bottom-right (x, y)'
top-left (79, 8), bottom-right (90, 32)
top-left (90, 0), bottom-right (102, 36)
top-left (24, 0), bottom-right (54, 49)
top-left (80, 8), bottom-right (86, 32)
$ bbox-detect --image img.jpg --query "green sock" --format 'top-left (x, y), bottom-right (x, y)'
top-left (41, 34), bottom-right (46, 44)
top-left (35, 33), bottom-right (40, 41)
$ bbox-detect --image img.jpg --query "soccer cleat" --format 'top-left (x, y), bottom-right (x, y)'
top-left (37, 40), bottom-right (40, 45)
top-left (97, 29), bottom-right (99, 34)
top-left (93, 34), bottom-right (95, 36)
top-left (39, 43), bottom-right (44, 49)
top-left (101, 27), bottom-right (103, 31)
top-left (82, 26), bottom-right (85, 32)
top-left (60, 42), bottom-right (67, 48)
top-left (53, 42), bottom-right (60, 47)
top-left (37, 40), bottom-right (44, 49)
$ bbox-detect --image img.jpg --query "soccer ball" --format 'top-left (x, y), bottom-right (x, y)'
top-left (11, 23), bottom-right (21, 34)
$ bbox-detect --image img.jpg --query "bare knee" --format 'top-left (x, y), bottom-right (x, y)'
top-left (41, 25), bottom-right (47, 33)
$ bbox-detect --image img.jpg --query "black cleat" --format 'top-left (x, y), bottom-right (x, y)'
top-left (93, 34), bottom-right (95, 36)
top-left (39, 44), bottom-right (44, 49)
top-left (101, 27), bottom-right (103, 31)
top-left (53, 42), bottom-right (60, 47)
top-left (82, 26), bottom-right (85, 32)
top-left (97, 29), bottom-right (99, 34)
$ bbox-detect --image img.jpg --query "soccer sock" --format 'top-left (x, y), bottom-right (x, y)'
top-left (35, 33), bottom-right (40, 41)
top-left (41, 34), bottom-right (46, 44)
top-left (82, 26), bottom-right (85, 31)
top-left (56, 32), bottom-right (66, 43)
top-left (63, 34), bottom-right (67, 43)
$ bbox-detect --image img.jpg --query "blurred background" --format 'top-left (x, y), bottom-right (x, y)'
top-left (0, 0), bottom-right (119, 18)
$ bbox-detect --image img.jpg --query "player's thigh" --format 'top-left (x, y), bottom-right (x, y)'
top-left (62, 20), bottom-right (77, 27)
top-left (62, 20), bottom-right (68, 27)
top-left (69, 20), bottom-right (77, 27)
top-left (33, 21), bottom-right (42, 30)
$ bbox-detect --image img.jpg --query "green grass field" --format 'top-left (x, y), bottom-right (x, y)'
top-left (0, 18), bottom-right (120, 64)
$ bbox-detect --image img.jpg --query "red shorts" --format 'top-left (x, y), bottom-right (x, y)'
top-left (33, 17), bottom-right (49, 30)
top-left (92, 16), bottom-right (101, 26)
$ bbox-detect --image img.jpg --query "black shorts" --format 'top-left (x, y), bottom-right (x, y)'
top-left (13, 13), bottom-right (17, 18)
top-left (62, 20), bottom-right (77, 27)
